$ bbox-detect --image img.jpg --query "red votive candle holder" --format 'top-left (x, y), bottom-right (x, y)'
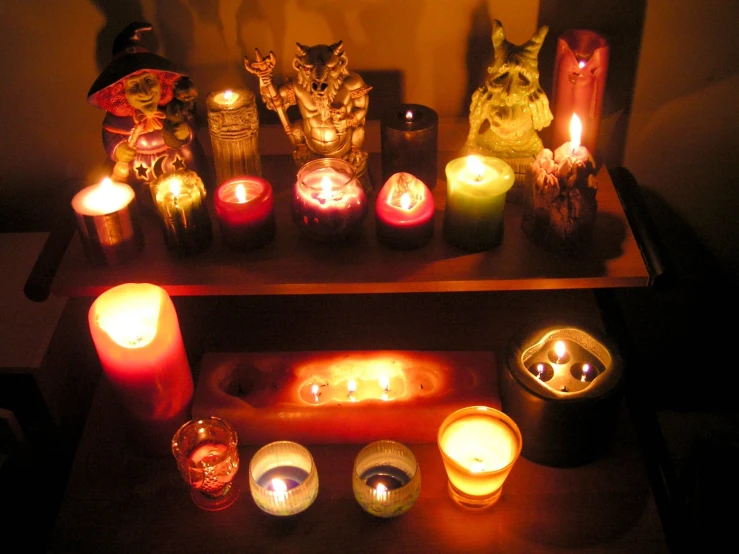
top-left (215, 175), bottom-right (276, 250)
top-left (375, 172), bottom-right (434, 250)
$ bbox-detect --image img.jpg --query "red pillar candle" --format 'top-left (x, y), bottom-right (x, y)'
top-left (375, 172), bottom-right (434, 250)
top-left (551, 29), bottom-right (609, 156)
top-left (215, 175), bottom-right (276, 250)
top-left (88, 283), bottom-right (194, 455)
top-left (292, 158), bottom-right (368, 242)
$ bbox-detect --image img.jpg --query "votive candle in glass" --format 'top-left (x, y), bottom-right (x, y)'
top-left (249, 441), bottom-right (319, 516)
top-left (381, 104), bottom-right (439, 189)
top-left (352, 440), bottom-right (421, 518)
top-left (71, 177), bottom-right (144, 266)
top-left (292, 158), bottom-right (367, 242)
top-left (375, 172), bottom-right (434, 250)
top-left (214, 175), bottom-right (275, 250)
top-left (437, 406), bottom-right (522, 509)
top-left (443, 155), bottom-right (514, 251)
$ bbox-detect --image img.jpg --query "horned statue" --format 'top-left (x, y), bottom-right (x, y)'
top-left (465, 20), bottom-right (553, 200)
top-left (245, 41), bottom-right (373, 191)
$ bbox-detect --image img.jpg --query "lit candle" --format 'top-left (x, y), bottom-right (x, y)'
top-left (437, 406), bottom-right (522, 509)
top-left (249, 441), bottom-right (319, 516)
top-left (442, 155), bottom-right (515, 251)
top-left (151, 170), bottom-right (212, 256)
top-left (206, 88), bottom-right (262, 183)
top-left (71, 177), bottom-right (144, 266)
top-left (214, 175), bottom-right (276, 250)
top-left (375, 172), bottom-right (435, 250)
top-left (88, 283), bottom-right (194, 455)
top-left (551, 29), bottom-right (609, 155)
top-left (522, 114), bottom-right (598, 254)
top-left (380, 103), bottom-right (439, 189)
top-left (292, 158), bottom-right (367, 242)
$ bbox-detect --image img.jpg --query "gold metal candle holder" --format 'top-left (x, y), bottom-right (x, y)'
top-left (500, 320), bottom-right (623, 467)
top-left (206, 88), bottom-right (262, 185)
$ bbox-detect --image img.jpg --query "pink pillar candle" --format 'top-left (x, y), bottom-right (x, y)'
top-left (215, 175), bottom-right (276, 250)
top-left (88, 283), bottom-right (194, 454)
top-left (375, 172), bottom-right (435, 250)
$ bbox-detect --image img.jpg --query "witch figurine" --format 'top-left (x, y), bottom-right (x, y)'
top-left (87, 21), bottom-right (207, 208)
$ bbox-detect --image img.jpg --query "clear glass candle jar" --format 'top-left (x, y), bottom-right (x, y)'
top-left (292, 158), bottom-right (368, 242)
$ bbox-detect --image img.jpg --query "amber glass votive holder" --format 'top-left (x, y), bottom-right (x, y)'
top-left (249, 441), bottom-right (319, 516)
top-left (171, 416), bottom-right (240, 511)
top-left (437, 406), bottom-right (522, 510)
top-left (352, 440), bottom-right (421, 518)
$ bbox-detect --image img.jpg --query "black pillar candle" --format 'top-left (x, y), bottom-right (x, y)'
top-left (381, 104), bottom-right (439, 189)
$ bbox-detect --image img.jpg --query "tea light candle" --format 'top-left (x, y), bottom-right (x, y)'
top-left (437, 406), bottom-right (522, 509)
top-left (501, 321), bottom-right (624, 467)
top-left (375, 172), bottom-right (434, 250)
top-left (249, 441), bottom-right (319, 516)
top-left (214, 175), bottom-right (276, 250)
top-left (88, 283), bottom-right (194, 455)
top-left (292, 158), bottom-right (368, 242)
top-left (206, 88), bottom-right (262, 183)
top-left (442, 155), bottom-right (514, 251)
top-left (71, 177), bottom-right (144, 266)
top-left (381, 104), bottom-right (439, 189)
top-left (151, 170), bottom-right (213, 256)
top-left (551, 29), bottom-right (609, 155)
top-left (352, 440), bottom-right (421, 517)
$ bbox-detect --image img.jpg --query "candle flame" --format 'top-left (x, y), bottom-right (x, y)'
top-left (569, 114), bottom-right (582, 152)
top-left (581, 363), bottom-right (590, 382)
top-left (99, 177), bottom-right (114, 191)
top-left (311, 383), bottom-right (320, 401)
top-left (577, 60), bottom-right (586, 69)
top-left (375, 482), bottom-right (389, 499)
top-left (170, 178), bottom-right (182, 197)
top-left (466, 155), bottom-right (485, 181)
top-left (97, 304), bottom-right (158, 349)
top-left (224, 89), bottom-right (234, 102)
top-left (271, 478), bottom-right (288, 494)
top-left (235, 183), bottom-right (247, 203)
top-left (348, 379), bottom-right (357, 395)
top-left (404, 110), bottom-right (414, 122)
top-left (536, 363), bottom-right (545, 379)
top-left (554, 340), bottom-right (567, 360)
top-left (470, 459), bottom-right (486, 473)
top-left (399, 192), bottom-right (411, 210)
top-left (379, 375), bottom-right (390, 392)
top-left (320, 175), bottom-right (333, 198)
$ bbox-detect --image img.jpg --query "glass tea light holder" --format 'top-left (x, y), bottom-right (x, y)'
top-left (206, 88), bottom-right (262, 184)
top-left (522, 114), bottom-right (599, 256)
top-left (249, 441), bottom-right (319, 516)
top-left (499, 320), bottom-right (623, 467)
top-left (352, 440), bottom-right (421, 518)
top-left (381, 103), bottom-right (439, 189)
top-left (171, 416), bottom-right (240, 511)
top-left (443, 155), bottom-right (515, 252)
top-left (71, 177), bottom-right (144, 266)
top-left (551, 29), bottom-right (609, 156)
top-left (88, 283), bottom-right (194, 456)
top-left (375, 172), bottom-right (434, 250)
top-left (437, 406), bottom-right (522, 510)
top-left (214, 175), bottom-right (276, 250)
top-left (292, 157), bottom-right (368, 242)
top-left (151, 170), bottom-right (213, 256)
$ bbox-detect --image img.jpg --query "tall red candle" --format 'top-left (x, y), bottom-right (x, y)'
top-left (551, 29), bottom-right (609, 156)
top-left (88, 282), bottom-right (194, 454)
top-left (215, 175), bottom-right (276, 250)
top-left (375, 172), bottom-right (434, 250)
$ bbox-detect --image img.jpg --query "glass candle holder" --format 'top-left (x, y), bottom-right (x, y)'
top-left (249, 441), bottom-right (319, 516)
top-left (171, 416), bottom-right (240, 511)
top-left (292, 158), bottom-right (368, 242)
top-left (151, 170), bottom-right (213, 256)
top-left (437, 406), bottom-right (522, 510)
top-left (352, 440), bottom-right (421, 518)
top-left (214, 175), bottom-right (276, 250)
top-left (375, 172), bottom-right (434, 250)
top-left (381, 103), bottom-right (438, 189)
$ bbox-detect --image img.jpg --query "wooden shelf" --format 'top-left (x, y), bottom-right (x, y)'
top-left (50, 121), bottom-right (650, 298)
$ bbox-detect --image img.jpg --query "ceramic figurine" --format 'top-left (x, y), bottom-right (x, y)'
top-left (245, 42), bottom-right (373, 191)
top-left (87, 21), bottom-right (207, 207)
top-left (465, 20), bottom-right (553, 200)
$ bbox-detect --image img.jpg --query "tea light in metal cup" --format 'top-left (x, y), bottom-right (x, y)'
top-left (249, 441), bottom-right (318, 516)
top-left (171, 416), bottom-right (240, 511)
top-left (437, 406), bottom-right (522, 509)
top-left (352, 440), bottom-right (421, 518)
top-left (500, 320), bottom-right (623, 467)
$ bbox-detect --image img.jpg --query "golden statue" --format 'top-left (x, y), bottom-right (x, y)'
top-left (465, 20), bottom-right (553, 200)
top-left (245, 42), bottom-right (373, 191)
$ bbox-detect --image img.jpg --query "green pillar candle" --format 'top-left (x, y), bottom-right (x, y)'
top-left (443, 155), bottom-right (514, 251)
